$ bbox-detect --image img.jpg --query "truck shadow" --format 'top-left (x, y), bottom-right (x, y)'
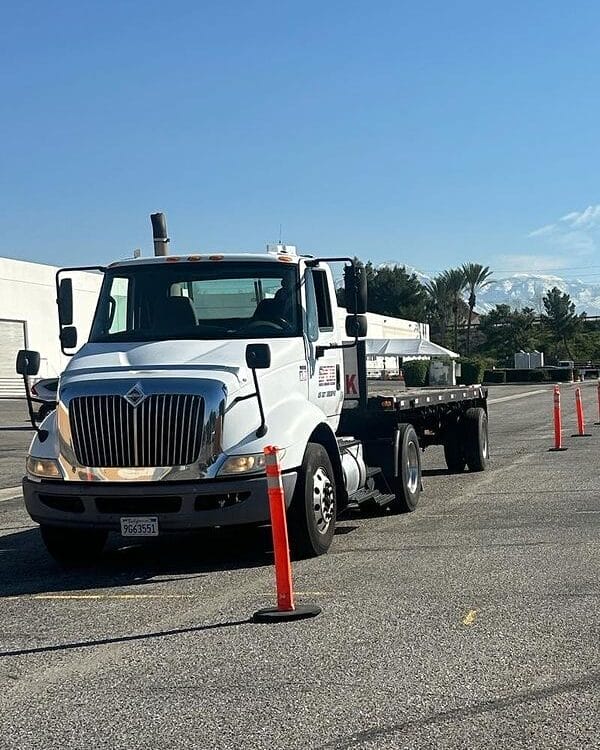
top-left (0, 525), bottom-right (275, 598)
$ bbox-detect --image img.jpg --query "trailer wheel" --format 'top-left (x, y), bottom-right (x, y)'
top-left (463, 407), bottom-right (489, 471)
top-left (390, 424), bottom-right (422, 513)
top-left (288, 443), bottom-right (336, 558)
top-left (40, 526), bottom-right (108, 567)
top-left (444, 436), bottom-right (466, 473)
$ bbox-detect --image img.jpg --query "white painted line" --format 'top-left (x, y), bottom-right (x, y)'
top-left (489, 389), bottom-right (546, 404)
top-left (0, 486), bottom-right (22, 503)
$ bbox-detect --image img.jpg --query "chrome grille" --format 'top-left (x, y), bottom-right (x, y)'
top-left (69, 394), bottom-right (203, 467)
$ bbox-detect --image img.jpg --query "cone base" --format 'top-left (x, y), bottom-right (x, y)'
top-left (549, 447), bottom-right (568, 451)
top-left (252, 604), bottom-right (321, 623)
top-left (571, 433), bottom-right (592, 437)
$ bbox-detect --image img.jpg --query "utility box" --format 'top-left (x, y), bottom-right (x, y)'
top-left (429, 359), bottom-right (457, 386)
top-left (514, 351), bottom-right (530, 369)
top-left (514, 351), bottom-right (545, 369)
top-left (529, 350), bottom-right (544, 368)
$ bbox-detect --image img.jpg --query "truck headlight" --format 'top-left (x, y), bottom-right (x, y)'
top-left (219, 449), bottom-right (287, 476)
top-left (26, 457), bottom-right (63, 480)
top-left (219, 453), bottom-right (267, 475)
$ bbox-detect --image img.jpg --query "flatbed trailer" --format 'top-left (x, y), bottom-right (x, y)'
top-left (338, 345), bottom-right (489, 513)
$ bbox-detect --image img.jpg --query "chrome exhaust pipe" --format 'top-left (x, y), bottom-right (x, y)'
top-left (150, 212), bottom-right (170, 256)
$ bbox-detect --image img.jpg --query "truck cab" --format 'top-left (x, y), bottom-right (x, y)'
top-left (19, 243), bottom-right (367, 563)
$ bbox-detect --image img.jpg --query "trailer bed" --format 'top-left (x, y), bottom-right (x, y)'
top-left (366, 383), bottom-right (487, 412)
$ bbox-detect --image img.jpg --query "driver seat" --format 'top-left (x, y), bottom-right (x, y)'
top-left (253, 298), bottom-right (286, 324)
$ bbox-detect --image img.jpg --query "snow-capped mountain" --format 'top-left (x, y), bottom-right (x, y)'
top-left (380, 262), bottom-right (600, 315)
top-left (475, 274), bottom-right (600, 315)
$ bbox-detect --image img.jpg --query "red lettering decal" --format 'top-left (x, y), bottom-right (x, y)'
top-left (345, 374), bottom-right (357, 395)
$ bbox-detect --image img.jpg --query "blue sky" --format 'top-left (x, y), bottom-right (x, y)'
top-left (3, 1), bottom-right (600, 280)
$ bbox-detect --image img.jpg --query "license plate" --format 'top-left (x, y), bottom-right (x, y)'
top-left (120, 516), bottom-right (159, 537)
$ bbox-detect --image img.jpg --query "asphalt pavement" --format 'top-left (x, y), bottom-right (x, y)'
top-left (0, 384), bottom-right (598, 749)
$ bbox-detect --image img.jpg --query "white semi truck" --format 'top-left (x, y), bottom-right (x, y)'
top-left (17, 215), bottom-right (489, 565)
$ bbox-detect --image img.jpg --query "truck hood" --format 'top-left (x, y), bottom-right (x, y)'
top-left (61, 338), bottom-right (304, 397)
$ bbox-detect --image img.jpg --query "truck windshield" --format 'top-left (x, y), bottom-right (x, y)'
top-left (89, 261), bottom-right (301, 342)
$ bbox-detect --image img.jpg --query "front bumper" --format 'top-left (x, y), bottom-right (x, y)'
top-left (22, 472), bottom-right (298, 531)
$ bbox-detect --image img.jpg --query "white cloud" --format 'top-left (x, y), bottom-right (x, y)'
top-left (525, 202), bottom-right (600, 270)
top-left (569, 204), bottom-right (600, 228)
top-left (528, 223), bottom-right (556, 238)
top-left (529, 203), bottom-right (600, 236)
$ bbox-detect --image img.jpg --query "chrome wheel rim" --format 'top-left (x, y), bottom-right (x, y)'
top-left (482, 421), bottom-right (489, 457)
top-left (312, 466), bottom-right (334, 534)
top-left (406, 441), bottom-right (420, 494)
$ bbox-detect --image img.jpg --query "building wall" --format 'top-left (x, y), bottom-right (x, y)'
top-left (0, 258), bottom-right (101, 393)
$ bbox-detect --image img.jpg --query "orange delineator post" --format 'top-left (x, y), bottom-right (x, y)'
top-left (264, 446), bottom-right (294, 611)
top-left (550, 385), bottom-right (567, 451)
top-left (573, 387), bottom-right (591, 437)
top-left (252, 446), bottom-right (321, 623)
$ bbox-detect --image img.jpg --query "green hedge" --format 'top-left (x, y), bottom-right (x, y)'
top-left (502, 368), bottom-right (552, 382)
top-left (459, 360), bottom-right (484, 385)
top-left (549, 367), bottom-right (574, 382)
top-left (483, 369), bottom-right (506, 383)
top-left (402, 360), bottom-right (429, 387)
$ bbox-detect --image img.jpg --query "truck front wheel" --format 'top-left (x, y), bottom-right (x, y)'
top-left (288, 443), bottom-right (336, 558)
top-left (40, 526), bottom-right (108, 566)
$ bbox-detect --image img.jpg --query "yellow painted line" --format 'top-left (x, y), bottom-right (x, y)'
top-left (3, 593), bottom-right (193, 601)
top-left (462, 609), bottom-right (478, 626)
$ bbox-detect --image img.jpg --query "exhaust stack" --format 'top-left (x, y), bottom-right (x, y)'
top-left (150, 212), bottom-right (170, 256)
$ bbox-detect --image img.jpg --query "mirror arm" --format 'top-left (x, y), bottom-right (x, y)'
top-left (316, 336), bottom-right (360, 359)
top-left (250, 368), bottom-right (268, 438)
top-left (21, 374), bottom-right (48, 442)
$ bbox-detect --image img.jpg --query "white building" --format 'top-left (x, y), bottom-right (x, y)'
top-left (0, 258), bottom-right (101, 396)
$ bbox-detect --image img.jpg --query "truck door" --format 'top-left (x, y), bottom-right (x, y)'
top-left (305, 267), bottom-right (344, 425)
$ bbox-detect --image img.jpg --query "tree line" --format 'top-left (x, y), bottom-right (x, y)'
top-left (338, 261), bottom-right (599, 365)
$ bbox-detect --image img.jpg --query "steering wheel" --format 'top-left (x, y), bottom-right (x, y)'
top-left (243, 318), bottom-right (290, 331)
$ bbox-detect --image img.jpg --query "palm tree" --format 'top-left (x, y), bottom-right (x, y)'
top-left (425, 276), bottom-right (452, 346)
top-left (442, 268), bottom-right (468, 352)
top-left (462, 263), bottom-right (493, 355)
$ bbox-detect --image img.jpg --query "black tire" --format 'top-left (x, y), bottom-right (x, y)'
top-left (40, 525), bottom-right (108, 566)
top-left (463, 407), bottom-right (489, 471)
top-left (288, 443), bottom-right (336, 558)
top-left (390, 423), bottom-right (422, 513)
top-left (444, 433), bottom-right (466, 473)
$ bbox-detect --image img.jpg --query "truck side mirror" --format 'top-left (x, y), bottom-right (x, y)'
top-left (16, 349), bottom-right (41, 377)
top-left (60, 326), bottom-right (78, 350)
top-left (58, 278), bottom-right (74, 326)
top-left (246, 343), bottom-right (271, 370)
top-left (344, 264), bottom-right (367, 314)
top-left (345, 315), bottom-right (368, 339)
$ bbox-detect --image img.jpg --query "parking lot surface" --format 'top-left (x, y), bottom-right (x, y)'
top-left (0, 384), bottom-right (598, 749)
